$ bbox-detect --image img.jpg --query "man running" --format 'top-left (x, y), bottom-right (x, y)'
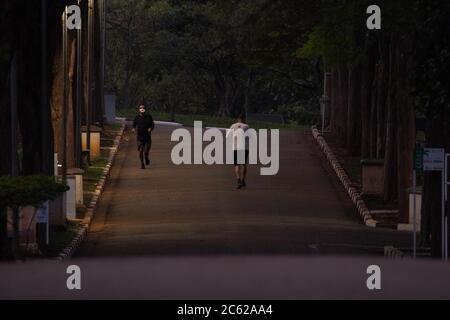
top-left (132, 105), bottom-right (155, 169)
top-left (229, 114), bottom-right (250, 189)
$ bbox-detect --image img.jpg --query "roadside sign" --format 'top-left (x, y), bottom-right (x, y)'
top-left (36, 201), bottom-right (49, 224)
top-left (414, 145), bottom-right (424, 171)
top-left (36, 201), bottom-right (50, 245)
top-left (423, 148), bottom-right (445, 171)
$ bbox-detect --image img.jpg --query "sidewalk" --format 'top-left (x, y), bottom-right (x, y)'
top-left (75, 124), bottom-right (411, 257)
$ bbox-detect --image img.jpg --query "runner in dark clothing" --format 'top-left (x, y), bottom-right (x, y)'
top-left (132, 105), bottom-right (155, 169)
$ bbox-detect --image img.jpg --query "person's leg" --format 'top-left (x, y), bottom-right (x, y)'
top-left (234, 151), bottom-right (243, 189)
top-left (241, 150), bottom-right (248, 187)
top-left (144, 139), bottom-right (152, 165)
top-left (242, 165), bottom-right (247, 187)
top-left (236, 165), bottom-right (243, 189)
top-left (138, 142), bottom-right (145, 169)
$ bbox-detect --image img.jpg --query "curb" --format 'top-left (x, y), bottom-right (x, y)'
top-left (56, 121), bottom-right (126, 261)
top-left (154, 120), bottom-right (183, 127)
top-left (311, 126), bottom-right (377, 227)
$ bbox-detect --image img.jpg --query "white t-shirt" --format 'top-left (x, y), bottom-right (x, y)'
top-left (229, 122), bottom-right (250, 151)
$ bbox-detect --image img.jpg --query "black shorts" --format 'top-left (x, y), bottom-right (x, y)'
top-left (234, 150), bottom-right (249, 165)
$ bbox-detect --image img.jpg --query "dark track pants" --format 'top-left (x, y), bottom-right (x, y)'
top-left (138, 139), bottom-right (151, 164)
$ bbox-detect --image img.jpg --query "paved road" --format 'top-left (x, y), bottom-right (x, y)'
top-left (76, 124), bottom-right (411, 257)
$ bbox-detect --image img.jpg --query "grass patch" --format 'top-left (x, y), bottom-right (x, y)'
top-left (83, 157), bottom-right (108, 205)
top-left (117, 109), bottom-right (307, 131)
top-left (47, 220), bottom-right (82, 257)
top-left (46, 128), bottom-right (116, 257)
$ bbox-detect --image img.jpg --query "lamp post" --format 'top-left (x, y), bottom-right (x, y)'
top-left (319, 95), bottom-right (330, 135)
top-left (319, 71), bottom-right (331, 135)
top-left (75, 0), bottom-right (82, 168)
top-left (86, 0), bottom-right (93, 165)
top-left (62, 7), bottom-right (68, 184)
top-left (100, 0), bottom-right (106, 121)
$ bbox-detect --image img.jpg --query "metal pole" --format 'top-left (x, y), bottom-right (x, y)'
top-left (445, 154), bottom-right (449, 261)
top-left (86, 0), bottom-right (92, 164)
top-left (446, 216), bottom-right (448, 262)
top-left (10, 54), bottom-right (18, 176)
top-left (101, 0), bottom-right (106, 119)
top-left (75, 0), bottom-right (82, 168)
top-left (62, 8), bottom-right (68, 184)
top-left (413, 170), bottom-right (417, 259)
top-left (322, 104), bottom-right (325, 134)
top-left (46, 214), bottom-right (49, 245)
top-left (442, 168), bottom-right (446, 260)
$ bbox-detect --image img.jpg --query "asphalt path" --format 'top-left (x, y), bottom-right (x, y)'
top-left (76, 124), bottom-right (411, 257)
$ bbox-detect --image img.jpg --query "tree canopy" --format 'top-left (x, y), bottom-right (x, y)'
top-left (106, 0), bottom-right (325, 122)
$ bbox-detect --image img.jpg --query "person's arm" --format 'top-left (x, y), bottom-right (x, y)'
top-left (148, 115), bottom-right (155, 133)
top-left (132, 116), bottom-right (137, 133)
top-left (226, 124), bottom-right (235, 139)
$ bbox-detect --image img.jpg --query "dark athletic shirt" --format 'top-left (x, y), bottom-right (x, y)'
top-left (133, 113), bottom-right (155, 142)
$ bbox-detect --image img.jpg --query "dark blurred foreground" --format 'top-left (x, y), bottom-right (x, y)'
top-left (1, 256), bottom-right (449, 300)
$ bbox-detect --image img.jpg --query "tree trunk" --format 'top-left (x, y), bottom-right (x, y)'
top-left (93, 1), bottom-right (104, 126)
top-left (12, 207), bottom-right (21, 260)
top-left (383, 35), bottom-right (398, 202)
top-left (217, 87), bottom-right (232, 117)
top-left (396, 39), bottom-right (415, 223)
top-left (369, 63), bottom-right (378, 159)
top-left (82, 0), bottom-right (89, 125)
top-left (336, 65), bottom-right (348, 143)
top-left (360, 44), bottom-right (376, 159)
top-left (217, 78), bottom-right (238, 117)
top-left (50, 28), bottom-right (78, 169)
top-left (244, 70), bottom-right (254, 115)
top-left (17, 2), bottom-right (55, 175)
top-left (67, 35), bottom-right (77, 169)
top-left (375, 60), bottom-right (387, 159)
top-left (329, 68), bottom-right (338, 133)
top-left (0, 55), bottom-right (13, 175)
top-left (361, 39), bottom-right (377, 159)
top-left (0, 208), bottom-right (9, 260)
top-left (346, 63), bottom-right (362, 155)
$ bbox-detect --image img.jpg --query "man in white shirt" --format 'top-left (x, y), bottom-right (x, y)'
top-left (229, 114), bottom-right (250, 189)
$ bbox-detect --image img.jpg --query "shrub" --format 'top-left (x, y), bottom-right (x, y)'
top-left (0, 175), bottom-right (68, 260)
top-left (0, 175), bottom-right (68, 210)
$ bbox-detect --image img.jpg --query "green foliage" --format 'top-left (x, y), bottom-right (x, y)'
top-left (105, 0), bottom-right (322, 119)
top-left (278, 103), bottom-right (320, 126)
top-left (0, 175), bottom-right (68, 209)
top-left (105, 0), bottom-right (450, 126)
top-left (411, 1), bottom-right (450, 118)
top-left (297, 0), bottom-right (368, 67)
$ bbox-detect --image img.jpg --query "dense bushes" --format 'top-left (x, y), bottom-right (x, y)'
top-left (279, 103), bottom-right (321, 126)
top-left (0, 175), bottom-right (68, 209)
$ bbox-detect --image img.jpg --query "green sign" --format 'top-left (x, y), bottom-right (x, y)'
top-left (414, 145), bottom-right (424, 171)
